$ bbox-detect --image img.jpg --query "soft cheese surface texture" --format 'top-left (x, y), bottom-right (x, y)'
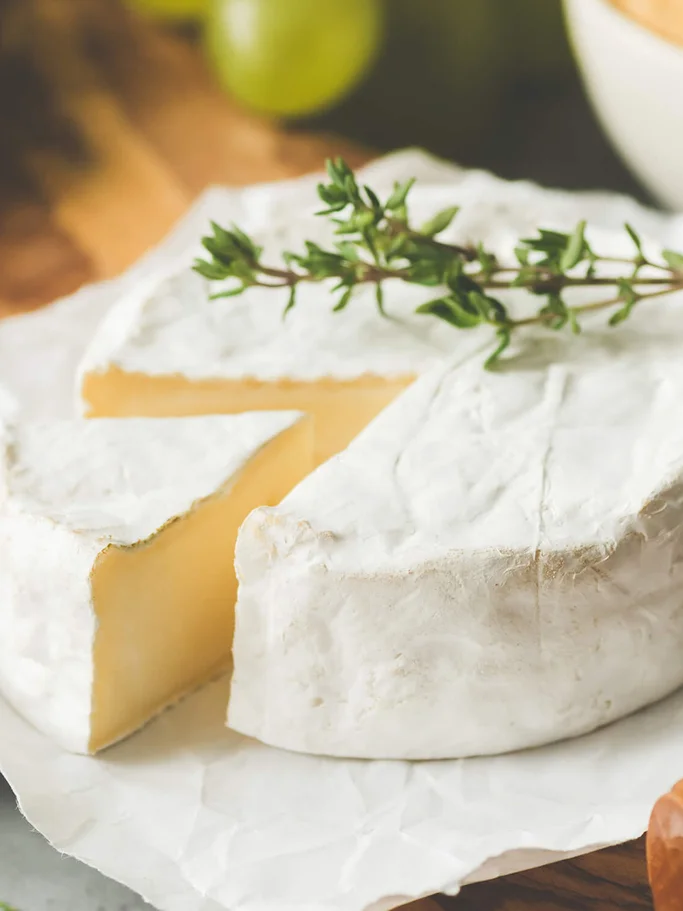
top-left (230, 298), bottom-right (683, 759)
top-left (0, 413), bottom-right (311, 753)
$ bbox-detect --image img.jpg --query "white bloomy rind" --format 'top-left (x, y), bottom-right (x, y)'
top-left (229, 300), bottom-right (683, 760)
top-left (0, 412), bottom-right (303, 753)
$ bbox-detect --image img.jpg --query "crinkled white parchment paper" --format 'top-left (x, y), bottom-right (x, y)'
top-left (2, 149), bottom-right (683, 911)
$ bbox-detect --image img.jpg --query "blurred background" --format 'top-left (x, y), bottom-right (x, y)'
top-left (0, 0), bottom-right (680, 316)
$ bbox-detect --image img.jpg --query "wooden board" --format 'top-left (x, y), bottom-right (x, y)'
top-left (0, 3), bottom-right (659, 908)
top-left (0, 0), bottom-right (369, 315)
top-left (452, 838), bottom-right (652, 910)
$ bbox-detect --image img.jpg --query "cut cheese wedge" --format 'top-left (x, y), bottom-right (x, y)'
top-left (0, 412), bottom-right (312, 754)
top-left (229, 298), bottom-right (683, 760)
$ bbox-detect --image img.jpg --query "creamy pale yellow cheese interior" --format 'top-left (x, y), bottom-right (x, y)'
top-left (87, 417), bottom-right (312, 753)
top-left (82, 369), bottom-right (415, 466)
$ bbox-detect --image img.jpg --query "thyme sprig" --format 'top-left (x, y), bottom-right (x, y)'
top-left (194, 158), bottom-right (683, 368)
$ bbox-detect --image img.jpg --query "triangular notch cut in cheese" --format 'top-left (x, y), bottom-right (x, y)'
top-left (0, 413), bottom-right (312, 753)
top-left (77, 264), bottom-right (459, 466)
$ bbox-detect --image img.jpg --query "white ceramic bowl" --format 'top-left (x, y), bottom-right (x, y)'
top-left (565, 0), bottom-right (683, 209)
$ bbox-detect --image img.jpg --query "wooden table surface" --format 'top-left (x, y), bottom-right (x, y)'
top-left (0, 4), bottom-right (657, 909)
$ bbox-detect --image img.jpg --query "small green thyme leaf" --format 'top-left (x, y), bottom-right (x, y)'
top-left (476, 243), bottom-right (497, 281)
top-left (200, 236), bottom-right (233, 268)
top-left (375, 283), bottom-right (386, 316)
top-left (416, 297), bottom-right (482, 329)
top-left (420, 206), bottom-right (460, 238)
top-left (193, 258), bottom-right (230, 281)
top-left (351, 210), bottom-right (376, 231)
top-left (585, 252), bottom-right (597, 279)
top-left (445, 266), bottom-right (480, 296)
top-left (522, 229), bottom-right (568, 254)
top-left (405, 260), bottom-right (445, 286)
top-left (335, 241), bottom-right (361, 262)
top-left (384, 234), bottom-right (407, 261)
top-left (540, 293), bottom-right (569, 330)
top-left (344, 175), bottom-right (362, 206)
top-left (334, 287), bottom-right (353, 312)
top-left (316, 204), bottom-right (348, 216)
top-left (332, 221), bottom-right (360, 236)
top-left (608, 280), bottom-right (640, 326)
top-left (511, 264), bottom-right (537, 287)
top-left (540, 229), bottom-right (570, 242)
top-left (325, 159), bottom-right (340, 185)
top-left (385, 178), bottom-right (415, 211)
top-left (484, 328), bottom-right (512, 369)
top-left (560, 220), bottom-right (586, 272)
top-left (514, 245), bottom-right (530, 266)
top-left (624, 223), bottom-right (643, 257)
top-left (364, 185), bottom-right (383, 216)
top-left (617, 278), bottom-right (639, 304)
top-left (282, 285), bottom-right (297, 320)
top-left (208, 220), bottom-right (232, 245)
top-left (467, 290), bottom-right (495, 321)
top-left (663, 249), bottom-right (683, 271)
top-left (486, 296), bottom-right (508, 324)
top-left (209, 285), bottom-right (248, 300)
top-left (316, 182), bottom-right (346, 206)
top-left (608, 307), bottom-right (630, 326)
top-left (568, 309), bottom-right (581, 334)
top-left (230, 224), bottom-right (262, 259)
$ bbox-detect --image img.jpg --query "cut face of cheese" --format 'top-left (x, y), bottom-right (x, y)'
top-left (0, 413), bottom-right (312, 754)
top-left (229, 298), bottom-right (683, 760)
top-left (82, 366), bottom-right (412, 468)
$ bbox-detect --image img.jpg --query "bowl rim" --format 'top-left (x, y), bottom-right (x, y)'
top-left (565, 0), bottom-right (683, 59)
